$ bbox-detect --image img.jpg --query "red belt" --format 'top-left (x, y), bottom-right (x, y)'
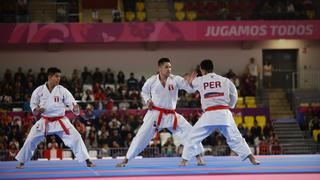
top-left (152, 106), bottom-right (178, 130)
top-left (42, 116), bottom-right (70, 136)
top-left (205, 105), bottom-right (230, 112)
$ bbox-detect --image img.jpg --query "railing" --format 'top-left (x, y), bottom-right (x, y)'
top-left (2, 143), bottom-right (319, 161)
top-left (294, 70), bottom-right (320, 90)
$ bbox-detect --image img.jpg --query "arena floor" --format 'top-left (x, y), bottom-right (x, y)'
top-left (0, 155), bottom-right (319, 180)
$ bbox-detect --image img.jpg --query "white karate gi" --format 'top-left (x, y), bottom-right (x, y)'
top-left (16, 84), bottom-right (90, 163)
top-left (126, 74), bottom-right (204, 160)
top-left (182, 72), bottom-right (252, 161)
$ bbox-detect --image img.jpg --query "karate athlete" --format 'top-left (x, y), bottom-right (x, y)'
top-left (179, 59), bottom-right (260, 166)
top-left (116, 58), bottom-right (204, 167)
top-left (16, 67), bottom-right (95, 168)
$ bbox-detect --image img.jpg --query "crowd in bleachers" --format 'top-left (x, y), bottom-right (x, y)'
top-left (0, 60), bottom-right (278, 161)
top-left (0, 57), bottom-right (260, 107)
top-left (0, 0), bottom-right (318, 23)
top-left (298, 103), bottom-right (320, 143)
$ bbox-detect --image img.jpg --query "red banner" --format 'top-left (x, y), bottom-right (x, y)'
top-left (0, 20), bottom-right (319, 44)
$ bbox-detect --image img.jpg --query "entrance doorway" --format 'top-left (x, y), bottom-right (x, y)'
top-left (262, 49), bottom-right (298, 89)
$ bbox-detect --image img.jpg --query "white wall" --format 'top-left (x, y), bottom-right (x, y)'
top-left (0, 40), bottom-right (319, 80)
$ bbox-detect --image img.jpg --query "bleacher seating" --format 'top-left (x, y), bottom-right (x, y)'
top-left (313, 129), bottom-right (320, 142)
top-left (236, 97), bottom-right (245, 108)
top-left (125, 11), bottom-right (136, 21)
top-left (136, 1), bottom-right (146, 21)
top-left (244, 116), bottom-right (255, 129)
top-left (256, 115), bottom-right (266, 129)
top-left (234, 115), bottom-right (243, 126)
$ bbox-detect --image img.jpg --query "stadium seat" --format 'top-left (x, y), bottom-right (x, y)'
top-left (244, 116), bottom-right (255, 129)
top-left (256, 115), bottom-right (266, 128)
top-left (237, 96), bottom-right (244, 104)
top-left (174, 2), bottom-right (184, 11)
top-left (312, 129), bottom-right (320, 142)
top-left (247, 104), bottom-right (257, 108)
top-left (245, 96), bottom-right (256, 108)
top-left (186, 11), bottom-right (197, 21)
top-left (136, 11), bottom-right (146, 21)
top-left (136, 2), bottom-right (145, 12)
top-left (234, 115), bottom-right (243, 126)
top-left (175, 11), bottom-right (185, 21)
top-left (236, 97), bottom-right (245, 108)
top-left (245, 96), bottom-right (256, 104)
top-left (236, 104), bottom-right (245, 108)
top-left (125, 11), bottom-right (135, 21)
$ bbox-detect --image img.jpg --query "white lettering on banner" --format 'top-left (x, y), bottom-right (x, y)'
top-left (205, 25), bottom-right (267, 37)
top-left (269, 25), bottom-right (314, 36)
top-left (205, 24), bottom-right (314, 37)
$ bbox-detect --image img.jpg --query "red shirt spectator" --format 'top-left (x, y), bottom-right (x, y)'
top-left (258, 139), bottom-right (270, 155)
top-left (271, 140), bottom-right (281, 154)
top-left (94, 88), bottom-right (106, 101)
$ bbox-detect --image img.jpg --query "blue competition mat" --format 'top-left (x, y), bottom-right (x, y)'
top-left (0, 155), bottom-right (320, 179)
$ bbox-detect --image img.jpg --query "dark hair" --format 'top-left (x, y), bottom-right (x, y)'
top-left (158, 57), bottom-right (171, 66)
top-left (200, 59), bottom-right (214, 73)
top-left (47, 67), bottom-right (61, 76)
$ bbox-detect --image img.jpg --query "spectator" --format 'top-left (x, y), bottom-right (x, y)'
top-left (271, 139), bottom-right (281, 154)
top-left (138, 76), bottom-right (146, 89)
top-left (224, 69), bottom-right (236, 79)
top-left (16, 0), bottom-right (29, 22)
top-left (56, 3), bottom-right (67, 22)
top-left (82, 89), bottom-right (94, 102)
top-left (108, 118), bottom-right (121, 134)
top-left (71, 69), bottom-right (81, 86)
top-left (129, 97), bottom-right (143, 109)
top-left (104, 68), bottom-right (115, 85)
top-left (251, 121), bottom-right (262, 140)
top-left (81, 66), bottom-right (93, 86)
top-left (108, 129), bottom-right (123, 148)
top-left (247, 57), bottom-right (259, 81)
top-left (105, 97), bottom-right (114, 110)
top-left (303, 106), bottom-right (314, 130)
top-left (106, 87), bottom-right (119, 101)
top-left (127, 72), bottom-right (139, 91)
top-left (263, 122), bottom-right (273, 138)
top-left (112, 8), bottom-right (122, 22)
top-left (86, 127), bottom-right (98, 148)
top-left (123, 133), bottom-right (133, 147)
top-left (117, 71), bottom-right (126, 84)
top-left (258, 137), bottom-right (269, 155)
top-left (36, 67), bottom-right (46, 86)
top-left (100, 143), bottom-right (110, 157)
top-left (310, 116), bottom-right (320, 135)
top-left (92, 9), bottom-right (100, 22)
top-left (26, 69), bottom-right (35, 83)
top-left (238, 123), bottom-right (248, 138)
top-left (33, 142), bottom-right (45, 160)
top-left (94, 87), bottom-right (106, 101)
top-left (3, 68), bottom-right (13, 84)
top-left (14, 67), bottom-right (27, 86)
top-left (263, 61), bottom-right (273, 88)
top-left (98, 130), bottom-right (109, 148)
top-left (241, 72), bottom-right (256, 96)
top-left (162, 137), bottom-right (176, 157)
top-left (7, 142), bottom-right (19, 161)
top-left (92, 67), bottom-right (103, 84)
top-left (47, 135), bottom-right (59, 149)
